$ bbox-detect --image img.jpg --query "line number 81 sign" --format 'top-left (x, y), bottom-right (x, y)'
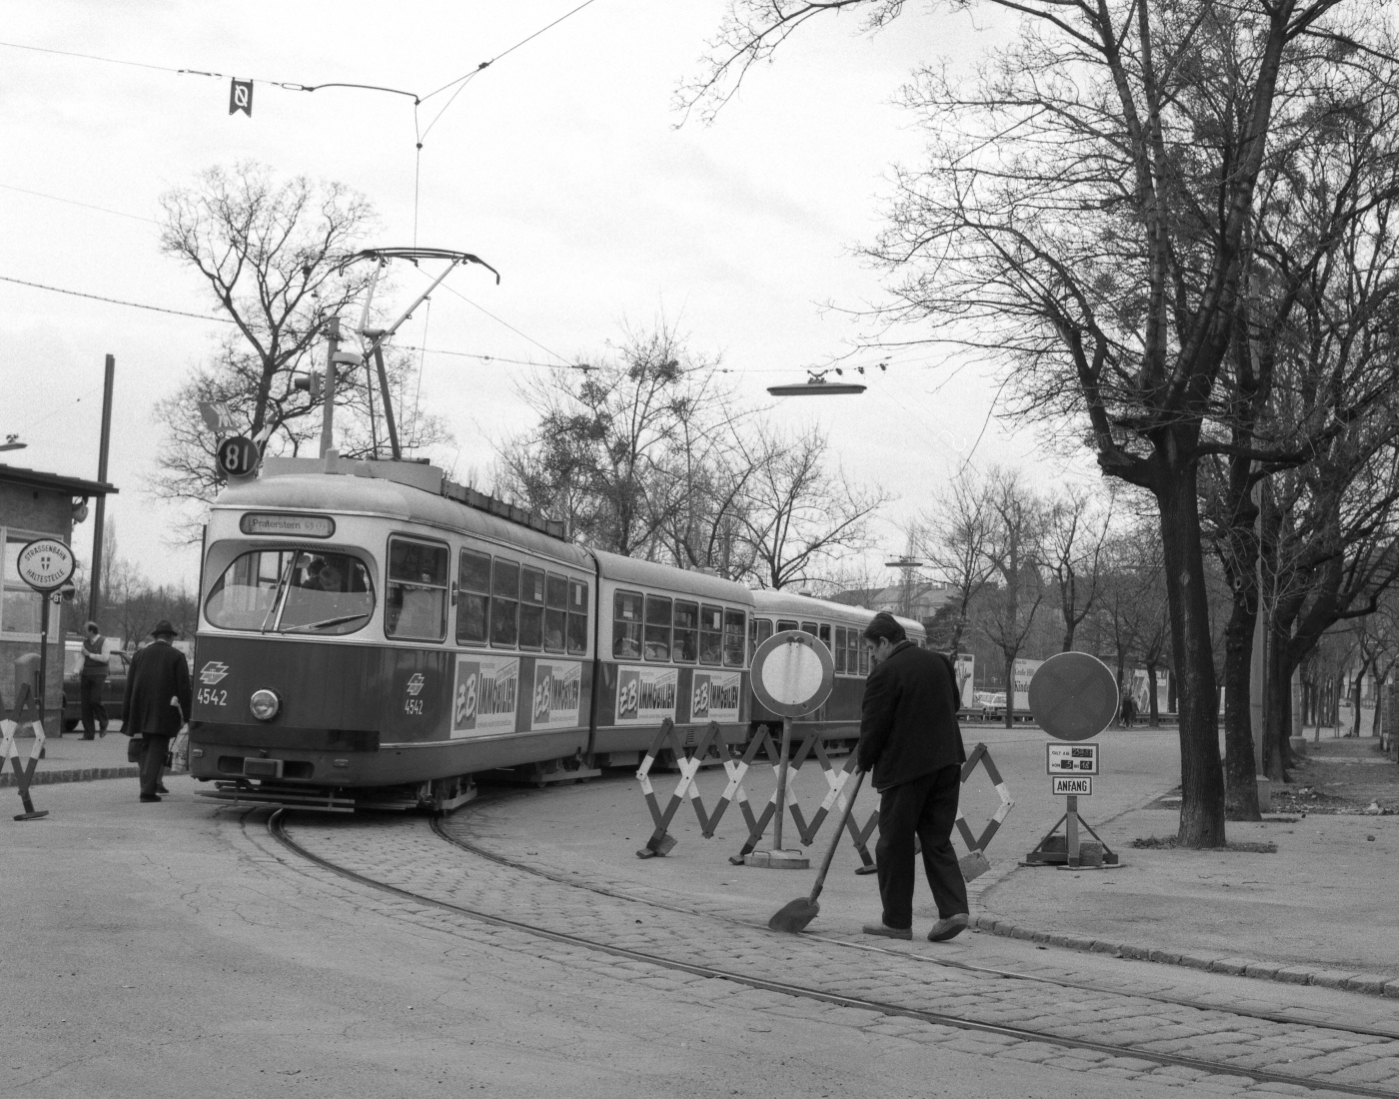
top-left (216, 436), bottom-right (259, 478)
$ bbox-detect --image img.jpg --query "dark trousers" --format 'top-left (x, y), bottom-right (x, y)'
top-left (79, 675), bottom-right (108, 738)
top-left (136, 735), bottom-right (171, 796)
top-left (875, 764), bottom-right (968, 929)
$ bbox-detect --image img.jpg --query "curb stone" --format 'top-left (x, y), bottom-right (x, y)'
top-left (971, 914), bottom-right (1399, 999)
top-left (0, 765), bottom-right (139, 788)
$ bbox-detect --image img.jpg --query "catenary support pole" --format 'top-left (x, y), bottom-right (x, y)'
top-left (89, 354), bottom-right (115, 619)
top-left (320, 318), bottom-right (340, 457)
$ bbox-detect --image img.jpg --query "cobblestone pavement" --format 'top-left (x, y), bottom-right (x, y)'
top-left (277, 809), bottom-right (1399, 1098)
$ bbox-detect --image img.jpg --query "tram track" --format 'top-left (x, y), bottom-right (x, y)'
top-left (431, 808), bottom-right (1399, 1043)
top-left (266, 806), bottom-right (1399, 1098)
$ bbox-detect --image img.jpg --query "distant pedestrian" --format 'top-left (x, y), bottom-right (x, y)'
top-left (79, 621), bottom-right (112, 739)
top-left (1121, 694), bottom-right (1136, 729)
top-left (121, 620), bottom-right (191, 803)
top-left (856, 612), bottom-right (970, 943)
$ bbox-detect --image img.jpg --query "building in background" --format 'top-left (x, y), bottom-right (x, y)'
top-left (1, 463), bottom-right (116, 717)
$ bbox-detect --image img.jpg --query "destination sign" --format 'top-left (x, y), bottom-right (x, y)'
top-left (1052, 776), bottom-right (1093, 796)
top-left (240, 513), bottom-right (336, 538)
top-left (1047, 742), bottom-right (1099, 776)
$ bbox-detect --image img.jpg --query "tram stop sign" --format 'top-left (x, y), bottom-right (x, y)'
top-left (750, 630), bottom-right (834, 718)
top-left (16, 538), bottom-right (75, 593)
top-left (1028, 652), bottom-right (1118, 742)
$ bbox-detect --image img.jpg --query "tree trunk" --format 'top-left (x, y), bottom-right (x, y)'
top-left (1221, 586), bottom-right (1261, 820)
top-left (1156, 459), bottom-right (1227, 847)
top-left (1264, 620), bottom-right (1292, 780)
top-left (1003, 653), bottom-right (1015, 729)
top-left (1146, 663), bottom-right (1160, 726)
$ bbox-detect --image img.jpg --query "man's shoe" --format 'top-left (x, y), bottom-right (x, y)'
top-left (862, 921), bottom-right (913, 940)
top-left (928, 913), bottom-right (969, 942)
top-left (139, 794), bottom-right (162, 803)
top-left (155, 785), bottom-right (169, 794)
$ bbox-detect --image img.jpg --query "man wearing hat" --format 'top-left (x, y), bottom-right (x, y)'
top-left (79, 621), bottom-right (113, 739)
top-left (121, 620), bottom-right (191, 803)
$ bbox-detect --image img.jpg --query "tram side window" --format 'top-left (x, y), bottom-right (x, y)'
top-left (673, 601), bottom-right (698, 663)
top-left (645, 595), bottom-right (672, 661)
top-left (568, 579), bottom-right (589, 655)
top-left (699, 604), bottom-right (723, 665)
top-left (519, 567), bottom-right (545, 650)
top-left (490, 559), bottom-right (520, 647)
top-left (801, 621), bottom-right (817, 638)
top-left (848, 629), bottom-right (862, 675)
top-left (457, 548), bottom-right (491, 645)
top-left (859, 637), bottom-right (870, 675)
top-left (834, 626), bottom-right (847, 674)
top-left (723, 610), bottom-right (746, 667)
top-left (777, 619), bottom-right (798, 633)
top-left (545, 574), bottom-right (568, 653)
top-left (614, 590), bottom-right (642, 660)
top-left (750, 617), bottom-right (773, 664)
top-left (386, 538), bottom-right (448, 641)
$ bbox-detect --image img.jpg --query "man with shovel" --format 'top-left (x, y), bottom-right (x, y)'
top-left (856, 612), bottom-right (969, 942)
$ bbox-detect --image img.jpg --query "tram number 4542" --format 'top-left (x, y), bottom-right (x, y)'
top-left (197, 687), bottom-right (228, 707)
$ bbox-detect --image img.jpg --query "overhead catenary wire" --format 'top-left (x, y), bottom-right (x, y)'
top-left (0, 182), bottom-right (160, 224)
top-left (1, 270), bottom-right (859, 381)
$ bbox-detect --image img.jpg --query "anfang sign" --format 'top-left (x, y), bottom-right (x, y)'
top-left (1052, 776), bottom-right (1093, 796)
top-left (16, 539), bottom-right (75, 593)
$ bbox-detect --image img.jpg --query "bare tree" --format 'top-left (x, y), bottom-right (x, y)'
top-left (151, 163), bottom-right (450, 532)
top-left (914, 469), bottom-right (1002, 657)
top-left (972, 468), bottom-right (1046, 727)
top-left (496, 323), bottom-right (735, 559)
top-left (736, 425), bottom-right (889, 590)
top-left (1044, 484), bottom-right (1114, 653)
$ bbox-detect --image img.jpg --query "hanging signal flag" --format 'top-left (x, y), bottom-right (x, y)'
top-left (229, 78), bottom-right (253, 117)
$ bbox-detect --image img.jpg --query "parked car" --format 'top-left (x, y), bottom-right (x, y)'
top-left (973, 690), bottom-right (1006, 719)
top-left (61, 644), bottom-right (133, 732)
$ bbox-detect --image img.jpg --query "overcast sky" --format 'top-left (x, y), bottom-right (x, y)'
top-left (2, 0), bottom-right (1102, 593)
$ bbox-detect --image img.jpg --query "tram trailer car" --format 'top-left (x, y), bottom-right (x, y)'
top-left (189, 456), bottom-right (754, 810)
top-left (747, 589), bottom-right (924, 750)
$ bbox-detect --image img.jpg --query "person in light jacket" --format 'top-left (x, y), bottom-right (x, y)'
top-left (856, 612), bottom-right (969, 942)
top-left (121, 620), bottom-right (191, 803)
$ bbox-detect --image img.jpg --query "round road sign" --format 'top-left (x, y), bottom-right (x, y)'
top-left (1028, 652), bottom-right (1119, 741)
top-left (750, 630), bottom-right (835, 718)
top-left (16, 538), bottom-right (76, 593)
top-left (216, 435), bottom-right (259, 479)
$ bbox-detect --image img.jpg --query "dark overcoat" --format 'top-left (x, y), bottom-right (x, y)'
top-left (122, 641), bottom-right (192, 737)
top-left (856, 641), bottom-right (966, 792)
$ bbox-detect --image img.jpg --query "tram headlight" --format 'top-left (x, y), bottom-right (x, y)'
top-left (249, 689), bottom-right (281, 722)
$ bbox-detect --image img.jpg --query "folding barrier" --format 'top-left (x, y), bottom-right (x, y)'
top-left (1, 682), bottom-right (49, 820)
top-left (954, 742), bottom-right (1015, 881)
top-left (634, 722), bottom-right (1013, 879)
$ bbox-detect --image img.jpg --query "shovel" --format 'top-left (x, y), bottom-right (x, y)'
top-left (768, 769), bottom-right (866, 933)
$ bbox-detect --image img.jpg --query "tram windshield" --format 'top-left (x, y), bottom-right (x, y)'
top-left (205, 549), bottom-right (375, 635)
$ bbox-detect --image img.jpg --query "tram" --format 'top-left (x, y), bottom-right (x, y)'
top-left (188, 453), bottom-right (920, 811)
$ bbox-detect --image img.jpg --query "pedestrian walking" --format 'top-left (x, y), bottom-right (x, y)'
top-left (1121, 694), bottom-right (1136, 729)
top-left (121, 620), bottom-right (191, 803)
top-left (856, 612), bottom-right (970, 943)
top-left (79, 621), bottom-right (112, 739)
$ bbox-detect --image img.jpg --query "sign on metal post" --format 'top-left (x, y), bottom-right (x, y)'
top-left (743, 631), bottom-right (834, 869)
top-left (4, 539), bottom-right (66, 824)
top-left (1025, 652), bottom-right (1119, 868)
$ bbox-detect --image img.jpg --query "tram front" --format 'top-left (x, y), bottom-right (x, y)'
top-left (189, 463), bottom-right (458, 809)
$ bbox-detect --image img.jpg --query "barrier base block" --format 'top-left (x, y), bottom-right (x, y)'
top-left (745, 848), bottom-right (810, 869)
top-left (959, 850), bottom-right (992, 881)
top-left (14, 809), bottom-right (49, 821)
